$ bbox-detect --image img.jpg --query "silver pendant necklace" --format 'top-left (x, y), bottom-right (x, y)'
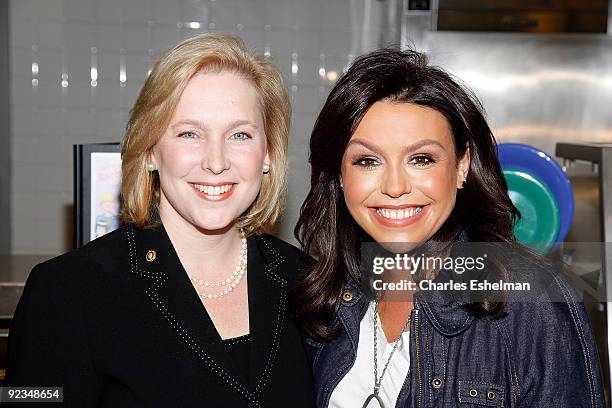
top-left (361, 302), bottom-right (411, 408)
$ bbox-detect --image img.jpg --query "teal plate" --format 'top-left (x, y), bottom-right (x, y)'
top-left (503, 169), bottom-right (560, 254)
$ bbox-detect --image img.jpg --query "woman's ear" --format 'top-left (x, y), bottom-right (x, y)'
top-left (148, 149), bottom-right (158, 169)
top-left (457, 145), bottom-right (470, 189)
top-left (263, 150), bottom-right (271, 173)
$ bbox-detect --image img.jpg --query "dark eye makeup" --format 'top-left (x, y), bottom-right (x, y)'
top-left (350, 153), bottom-right (436, 169)
top-left (352, 156), bottom-right (380, 169)
top-left (409, 154), bottom-right (436, 167)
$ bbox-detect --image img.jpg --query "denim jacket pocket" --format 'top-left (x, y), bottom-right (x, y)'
top-left (457, 380), bottom-right (504, 407)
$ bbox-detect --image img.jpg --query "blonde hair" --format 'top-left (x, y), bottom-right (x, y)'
top-left (120, 34), bottom-right (290, 236)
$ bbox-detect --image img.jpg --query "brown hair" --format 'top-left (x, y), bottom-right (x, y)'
top-left (293, 48), bottom-right (519, 340)
top-left (120, 34), bottom-right (290, 235)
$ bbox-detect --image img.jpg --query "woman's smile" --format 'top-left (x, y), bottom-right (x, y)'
top-left (370, 204), bottom-right (427, 227)
top-left (190, 182), bottom-right (237, 201)
top-left (341, 101), bottom-right (469, 244)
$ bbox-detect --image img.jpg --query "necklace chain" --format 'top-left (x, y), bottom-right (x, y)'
top-left (372, 301), bottom-right (411, 396)
top-left (187, 228), bottom-right (247, 299)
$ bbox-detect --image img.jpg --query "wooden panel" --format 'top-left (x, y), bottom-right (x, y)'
top-left (439, 0), bottom-right (608, 12)
top-left (437, 10), bottom-right (608, 32)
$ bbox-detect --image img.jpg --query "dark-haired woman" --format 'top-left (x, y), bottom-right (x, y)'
top-left (292, 48), bottom-right (605, 407)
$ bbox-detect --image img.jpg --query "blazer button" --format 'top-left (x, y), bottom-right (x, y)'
top-left (468, 389), bottom-right (478, 397)
top-left (431, 377), bottom-right (443, 388)
top-left (487, 391), bottom-right (496, 400)
top-left (146, 250), bottom-right (156, 262)
top-left (342, 291), bottom-right (353, 302)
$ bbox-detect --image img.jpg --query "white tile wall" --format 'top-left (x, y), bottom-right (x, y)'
top-left (95, 0), bottom-right (124, 23)
top-left (123, 0), bottom-right (154, 23)
top-left (10, 0), bottom-right (37, 22)
top-left (9, 0), bottom-right (389, 254)
top-left (35, 21), bottom-right (64, 49)
top-left (63, 22), bottom-right (96, 49)
top-left (63, 0), bottom-right (96, 20)
top-left (152, 0), bottom-right (182, 24)
top-left (237, 0), bottom-right (266, 28)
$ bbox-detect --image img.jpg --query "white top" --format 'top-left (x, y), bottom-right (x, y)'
top-left (328, 302), bottom-right (411, 408)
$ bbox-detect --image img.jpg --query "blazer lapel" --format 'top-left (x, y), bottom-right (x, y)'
top-left (246, 235), bottom-right (288, 398)
top-left (125, 225), bottom-right (260, 406)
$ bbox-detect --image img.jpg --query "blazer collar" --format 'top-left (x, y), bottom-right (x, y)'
top-left (245, 232), bottom-right (288, 398)
top-left (125, 224), bottom-right (287, 406)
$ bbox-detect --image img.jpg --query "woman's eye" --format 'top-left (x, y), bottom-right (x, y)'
top-left (410, 155), bottom-right (434, 167)
top-left (230, 132), bottom-right (251, 141)
top-left (178, 131), bottom-right (198, 139)
top-left (353, 157), bottom-right (379, 168)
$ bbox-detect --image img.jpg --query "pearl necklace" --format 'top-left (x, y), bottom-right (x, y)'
top-left (188, 229), bottom-right (247, 299)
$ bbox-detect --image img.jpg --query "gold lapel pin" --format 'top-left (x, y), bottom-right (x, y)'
top-left (146, 250), bottom-right (156, 262)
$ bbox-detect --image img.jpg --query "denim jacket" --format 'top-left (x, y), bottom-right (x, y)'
top-left (305, 253), bottom-right (606, 407)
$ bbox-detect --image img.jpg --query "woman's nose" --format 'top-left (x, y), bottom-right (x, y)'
top-left (202, 139), bottom-right (230, 174)
top-left (381, 164), bottom-right (411, 198)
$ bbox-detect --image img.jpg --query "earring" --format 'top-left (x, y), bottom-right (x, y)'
top-left (461, 179), bottom-right (466, 188)
top-left (147, 163), bottom-right (157, 172)
top-left (263, 163), bottom-right (270, 174)
top-left (339, 177), bottom-right (343, 189)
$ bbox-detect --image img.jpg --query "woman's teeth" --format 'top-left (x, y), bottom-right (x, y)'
top-left (376, 207), bottom-right (422, 220)
top-left (192, 183), bottom-right (233, 195)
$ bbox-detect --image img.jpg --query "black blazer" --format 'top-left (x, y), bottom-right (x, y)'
top-left (6, 225), bottom-right (316, 408)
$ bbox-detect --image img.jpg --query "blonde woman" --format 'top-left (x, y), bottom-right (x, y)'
top-left (6, 35), bottom-right (315, 408)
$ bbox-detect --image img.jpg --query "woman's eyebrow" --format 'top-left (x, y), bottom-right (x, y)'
top-left (170, 119), bottom-right (259, 131)
top-left (345, 139), bottom-right (379, 152)
top-left (225, 119), bottom-right (259, 130)
top-left (170, 119), bottom-right (208, 131)
top-left (405, 139), bottom-right (445, 151)
top-left (346, 138), bottom-right (446, 152)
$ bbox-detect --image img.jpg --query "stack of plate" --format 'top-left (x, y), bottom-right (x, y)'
top-left (496, 143), bottom-right (574, 253)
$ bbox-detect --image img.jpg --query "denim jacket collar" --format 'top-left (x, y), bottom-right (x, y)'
top-left (338, 229), bottom-right (475, 339)
top-left (414, 290), bottom-right (474, 336)
top-left (336, 278), bottom-right (368, 352)
top-left (416, 228), bottom-right (475, 336)
top-left (338, 279), bottom-right (474, 339)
